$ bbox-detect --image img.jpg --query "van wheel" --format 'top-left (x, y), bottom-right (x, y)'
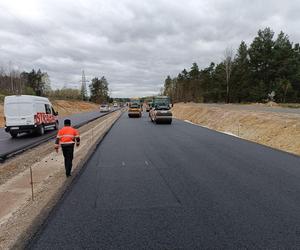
top-left (10, 132), bottom-right (18, 138)
top-left (37, 125), bottom-right (45, 135)
top-left (54, 121), bottom-right (59, 130)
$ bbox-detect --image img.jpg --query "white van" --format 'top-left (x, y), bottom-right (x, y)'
top-left (4, 95), bottom-right (59, 138)
top-left (100, 104), bottom-right (110, 112)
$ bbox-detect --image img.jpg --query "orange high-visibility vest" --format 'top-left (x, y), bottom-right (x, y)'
top-left (56, 126), bottom-right (80, 145)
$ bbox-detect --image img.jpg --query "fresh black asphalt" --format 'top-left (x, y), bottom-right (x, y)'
top-left (28, 112), bottom-right (300, 249)
top-left (0, 110), bottom-right (113, 159)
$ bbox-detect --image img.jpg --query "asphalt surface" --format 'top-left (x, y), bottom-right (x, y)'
top-left (0, 110), bottom-right (115, 160)
top-left (28, 112), bottom-right (300, 249)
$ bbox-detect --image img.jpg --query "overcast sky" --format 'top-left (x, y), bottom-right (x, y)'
top-left (0, 0), bottom-right (300, 97)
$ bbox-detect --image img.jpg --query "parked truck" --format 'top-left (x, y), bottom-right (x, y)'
top-left (149, 96), bottom-right (172, 124)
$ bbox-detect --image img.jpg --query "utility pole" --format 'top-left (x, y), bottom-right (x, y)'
top-left (80, 70), bottom-right (88, 101)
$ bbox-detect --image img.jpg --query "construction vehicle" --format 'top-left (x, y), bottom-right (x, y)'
top-left (149, 96), bottom-right (172, 124)
top-left (128, 98), bottom-right (142, 118)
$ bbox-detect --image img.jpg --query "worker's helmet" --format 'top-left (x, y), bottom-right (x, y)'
top-left (64, 119), bottom-right (71, 126)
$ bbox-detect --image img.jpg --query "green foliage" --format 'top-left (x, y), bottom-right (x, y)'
top-left (0, 68), bottom-right (50, 96)
top-left (21, 69), bottom-right (50, 96)
top-left (46, 88), bottom-right (82, 100)
top-left (0, 94), bottom-right (5, 103)
top-left (24, 86), bottom-right (36, 95)
top-left (89, 76), bottom-right (109, 104)
top-left (231, 41), bottom-right (251, 102)
top-left (0, 67), bottom-right (111, 103)
top-left (163, 27), bottom-right (300, 103)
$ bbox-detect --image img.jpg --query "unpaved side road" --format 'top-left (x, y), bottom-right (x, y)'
top-left (0, 110), bottom-right (122, 250)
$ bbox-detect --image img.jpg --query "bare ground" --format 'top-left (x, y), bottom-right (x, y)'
top-left (172, 103), bottom-right (300, 156)
top-left (0, 110), bottom-right (122, 250)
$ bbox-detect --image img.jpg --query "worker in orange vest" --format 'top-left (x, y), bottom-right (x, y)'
top-left (55, 119), bottom-right (80, 177)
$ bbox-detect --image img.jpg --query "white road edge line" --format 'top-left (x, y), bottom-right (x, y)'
top-left (183, 119), bottom-right (241, 138)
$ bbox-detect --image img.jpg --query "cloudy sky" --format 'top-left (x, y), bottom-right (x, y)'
top-left (0, 0), bottom-right (299, 97)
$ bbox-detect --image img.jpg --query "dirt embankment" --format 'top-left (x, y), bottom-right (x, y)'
top-left (0, 100), bottom-right (99, 127)
top-left (51, 100), bottom-right (99, 117)
top-left (172, 103), bottom-right (300, 156)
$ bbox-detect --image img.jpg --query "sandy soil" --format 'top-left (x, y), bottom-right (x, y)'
top-left (0, 100), bottom-right (99, 127)
top-left (51, 100), bottom-right (99, 117)
top-left (0, 110), bottom-right (121, 250)
top-left (172, 103), bottom-right (300, 156)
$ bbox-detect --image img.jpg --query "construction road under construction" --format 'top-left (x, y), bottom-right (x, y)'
top-left (26, 112), bottom-right (300, 249)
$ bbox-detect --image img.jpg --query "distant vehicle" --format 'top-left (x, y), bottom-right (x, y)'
top-left (4, 95), bottom-right (59, 138)
top-left (128, 102), bottom-right (142, 118)
top-left (113, 103), bottom-right (118, 108)
top-left (149, 96), bottom-right (172, 124)
top-left (100, 104), bottom-right (110, 112)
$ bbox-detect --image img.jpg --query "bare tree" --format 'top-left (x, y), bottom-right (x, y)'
top-left (224, 47), bottom-right (233, 103)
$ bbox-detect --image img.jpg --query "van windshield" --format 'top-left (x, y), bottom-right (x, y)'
top-left (5, 103), bottom-right (33, 116)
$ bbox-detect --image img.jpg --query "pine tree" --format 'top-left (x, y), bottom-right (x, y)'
top-left (89, 76), bottom-right (109, 104)
top-left (231, 41), bottom-right (250, 102)
top-left (248, 27), bottom-right (275, 100)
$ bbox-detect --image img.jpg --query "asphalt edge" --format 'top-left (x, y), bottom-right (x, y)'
top-left (180, 118), bottom-right (300, 159)
top-left (11, 110), bottom-right (123, 250)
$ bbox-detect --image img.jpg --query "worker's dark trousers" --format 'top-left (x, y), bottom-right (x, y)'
top-left (61, 144), bottom-right (75, 176)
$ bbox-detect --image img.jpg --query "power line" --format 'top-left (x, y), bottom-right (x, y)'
top-left (79, 70), bottom-right (89, 100)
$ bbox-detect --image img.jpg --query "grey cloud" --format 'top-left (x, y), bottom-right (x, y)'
top-left (0, 0), bottom-right (300, 97)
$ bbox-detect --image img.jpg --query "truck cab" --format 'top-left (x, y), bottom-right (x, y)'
top-left (149, 96), bottom-right (172, 124)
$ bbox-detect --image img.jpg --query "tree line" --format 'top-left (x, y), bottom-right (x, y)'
top-left (0, 66), bottom-right (111, 103)
top-left (163, 27), bottom-right (300, 103)
top-left (0, 68), bottom-right (51, 96)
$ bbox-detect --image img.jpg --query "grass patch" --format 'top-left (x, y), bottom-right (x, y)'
top-left (0, 94), bottom-right (5, 104)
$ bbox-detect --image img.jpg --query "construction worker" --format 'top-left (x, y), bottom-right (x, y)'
top-left (55, 119), bottom-right (80, 177)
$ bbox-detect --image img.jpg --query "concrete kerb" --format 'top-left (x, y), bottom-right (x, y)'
top-left (11, 111), bottom-right (122, 250)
